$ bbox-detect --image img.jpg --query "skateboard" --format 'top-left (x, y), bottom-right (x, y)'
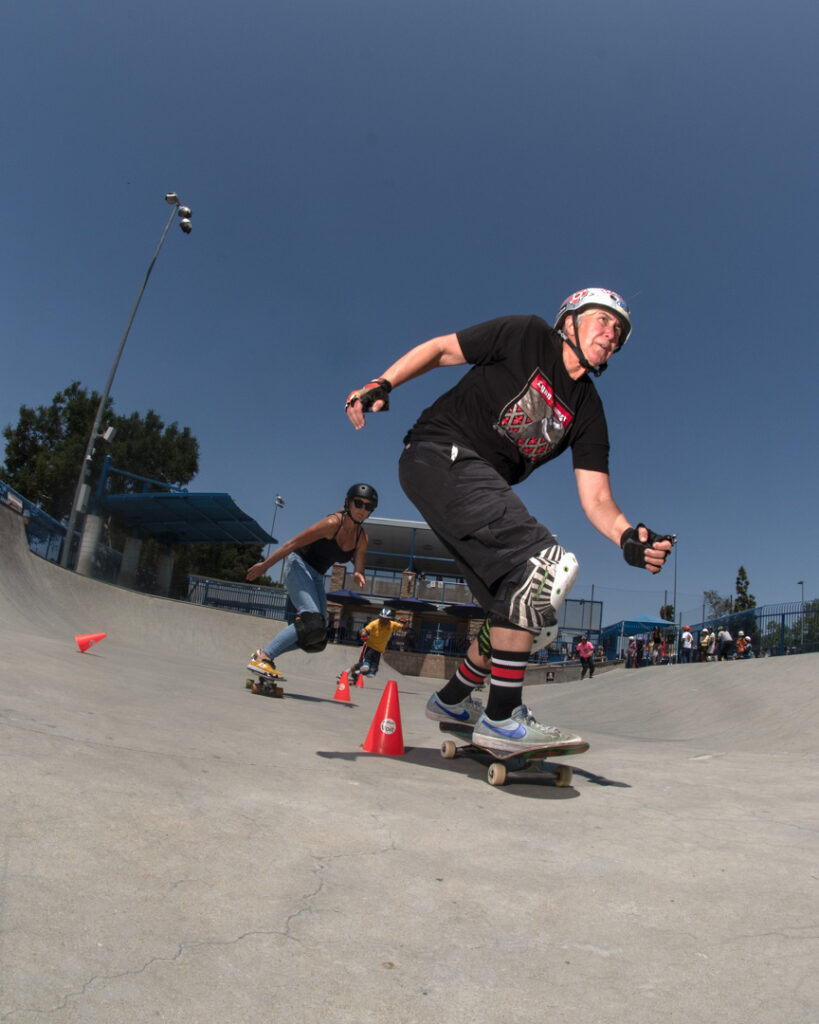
top-left (245, 664), bottom-right (285, 698)
top-left (438, 721), bottom-right (589, 787)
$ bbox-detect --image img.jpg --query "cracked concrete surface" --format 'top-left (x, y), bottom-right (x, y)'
top-left (1, 504), bottom-right (817, 1023)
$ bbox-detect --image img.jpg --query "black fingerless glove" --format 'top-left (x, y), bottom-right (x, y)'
top-left (345, 378), bottom-right (392, 412)
top-left (620, 523), bottom-right (676, 568)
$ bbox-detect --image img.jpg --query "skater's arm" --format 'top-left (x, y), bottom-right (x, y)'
top-left (245, 514), bottom-right (341, 582)
top-left (352, 529), bottom-right (368, 589)
top-left (345, 333), bottom-right (466, 429)
top-left (574, 469), bottom-right (671, 575)
top-left (574, 469), bottom-right (629, 545)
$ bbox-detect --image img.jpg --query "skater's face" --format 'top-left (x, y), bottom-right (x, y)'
top-left (574, 308), bottom-right (624, 366)
top-left (349, 497), bottom-right (375, 522)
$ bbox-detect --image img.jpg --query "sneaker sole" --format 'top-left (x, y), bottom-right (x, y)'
top-left (472, 730), bottom-right (586, 754)
top-left (247, 665), bottom-right (286, 680)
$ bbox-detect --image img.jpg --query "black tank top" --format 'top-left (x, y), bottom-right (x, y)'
top-left (296, 515), bottom-right (362, 574)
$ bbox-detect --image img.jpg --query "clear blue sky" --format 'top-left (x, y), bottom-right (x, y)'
top-left (2, 0), bottom-right (817, 626)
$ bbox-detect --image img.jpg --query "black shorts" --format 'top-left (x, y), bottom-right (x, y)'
top-left (398, 441), bottom-right (556, 611)
top-left (359, 647), bottom-right (381, 673)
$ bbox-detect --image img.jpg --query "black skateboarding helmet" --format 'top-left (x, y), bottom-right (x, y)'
top-left (345, 483), bottom-right (378, 511)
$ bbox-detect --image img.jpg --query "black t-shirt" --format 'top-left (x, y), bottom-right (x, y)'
top-left (404, 315), bottom-right (610, 484)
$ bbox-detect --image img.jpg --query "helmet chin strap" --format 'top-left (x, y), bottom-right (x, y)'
top-left (561, 315), bottom-right (608, 377)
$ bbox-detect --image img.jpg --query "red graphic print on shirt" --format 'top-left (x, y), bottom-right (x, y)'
top-left (497, 370), bottom-right (574, 463)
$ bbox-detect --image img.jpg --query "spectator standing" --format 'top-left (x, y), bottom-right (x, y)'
top-left (717, 626), bottom-right (734, 661)
top-left (577, 636), bottom-right (596, 679)
top-left (681, 626), bottom-right (694, 664)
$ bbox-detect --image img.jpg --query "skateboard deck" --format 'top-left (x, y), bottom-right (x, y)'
top-left (438, 721), bottom-right (589, 787)
top-left (245, 664), bottom-right (285, 697)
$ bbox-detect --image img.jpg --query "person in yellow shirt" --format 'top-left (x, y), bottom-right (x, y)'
top-left (350, 607), bottom-right (406, 683)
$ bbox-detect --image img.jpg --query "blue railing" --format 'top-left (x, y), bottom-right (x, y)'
top-left (1, 480), bottom-right (66, 562)
top-left (603, 601), bottom-right (818, 662)
top-left (187, 575), bottom-right (292, 620)
top-left (688, 601), bottom-right (818, 658)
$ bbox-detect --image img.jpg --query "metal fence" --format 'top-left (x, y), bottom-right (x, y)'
top-left (604, 601), bottom-right (819, 664)
top-left (1, 480), bottom-right (65, 562)
top-left (689, 601), bottom-right (818, 658)
top-left (335, 566), bottom-right (473, 605)
top-left (187, 576), bottom-right (292, 620)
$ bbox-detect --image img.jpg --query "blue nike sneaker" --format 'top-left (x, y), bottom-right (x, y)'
top-left (425, 691), bottom-right (484, 726)
top-left (472, 704), bottom-right (584, 752)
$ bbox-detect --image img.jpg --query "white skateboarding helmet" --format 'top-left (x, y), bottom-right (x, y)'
top-left (555, 288), bottom-right (632, 350)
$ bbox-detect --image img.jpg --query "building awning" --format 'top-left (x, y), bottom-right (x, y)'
top-left (100, 492), bottom-right (273, 546)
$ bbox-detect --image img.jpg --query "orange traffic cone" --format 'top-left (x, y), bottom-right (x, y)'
top-left (353, 669), bottom-right (364, 688)
top-left (334, 670), bottom-right (352, 702)
top-left (362, 679), bottom-right (404, 756)
top-left (75, 632), bottom-right (107, 653)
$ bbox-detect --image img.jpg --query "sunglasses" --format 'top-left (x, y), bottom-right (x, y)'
top-left (352, 498), bottom-right (375, 511)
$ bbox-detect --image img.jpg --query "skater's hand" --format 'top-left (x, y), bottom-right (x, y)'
top-left (345, 378), bottom-right (392, 429)
top-left (620, 524), bottom-right (675, 574)
top-left (353, 571), bottom-right (366, 589)
top-left (246, 562), bottom-right (266, 582)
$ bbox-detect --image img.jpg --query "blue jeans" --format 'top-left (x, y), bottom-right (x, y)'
top-left (263, 553), bottom-right (328, 660)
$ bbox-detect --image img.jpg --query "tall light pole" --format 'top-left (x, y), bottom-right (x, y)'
top-left (798, 580), bottom-right (805, 649)
top-left (60, 193), bottom-right (193, 568)
top-left (268, 495), bottom-right (285, 557)
top-left (672, 536), bottom-right (679, 661)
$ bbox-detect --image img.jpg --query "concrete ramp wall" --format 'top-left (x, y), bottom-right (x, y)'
top-left (0, 504), bottom-right (350, 672)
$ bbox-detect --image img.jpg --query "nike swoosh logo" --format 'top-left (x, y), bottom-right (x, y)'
top-left (481, 720), bottom-right (527, 739)
top-left (435, 700), bottom-right (471, 721)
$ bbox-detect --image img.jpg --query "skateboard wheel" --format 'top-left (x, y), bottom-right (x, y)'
top-left (245, 678), bottom-right (254, 689)
top-left (554, 765), bottom-right (572, 787)
top-left (487, 762), bottom-right (507, 787)
top-left (441, 739), bottom-right (457, 760)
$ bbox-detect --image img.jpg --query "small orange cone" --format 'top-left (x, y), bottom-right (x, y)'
top-left (362, 680), bottom-right (404, 756)
top-left (75, 632), bottom-right (107, 653)
top-left (353, 669), bottom-right (364, 688)
top-left (334, 670), bottom-right (352, 702)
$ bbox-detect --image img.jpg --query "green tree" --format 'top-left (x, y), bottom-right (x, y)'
top-left (177, 543), bottom-right (273, 586)
top-left (703, 589), bottom-right (733, 618)
top-left (659, 603), bottom-right (675, 622)
top-left (109, 409), bottom-right (198, 492)
top-left (1, 382), bottom-right (198, 520)
top-left (1, 382), bottom-right (102, 516)
top-left (734, 566), bottom-right (756, 611)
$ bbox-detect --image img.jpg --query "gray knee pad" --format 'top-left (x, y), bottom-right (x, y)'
top-left (502, 545), bottom-right (579, 636)
top-left (295, 611), bottom-right (328, 653)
